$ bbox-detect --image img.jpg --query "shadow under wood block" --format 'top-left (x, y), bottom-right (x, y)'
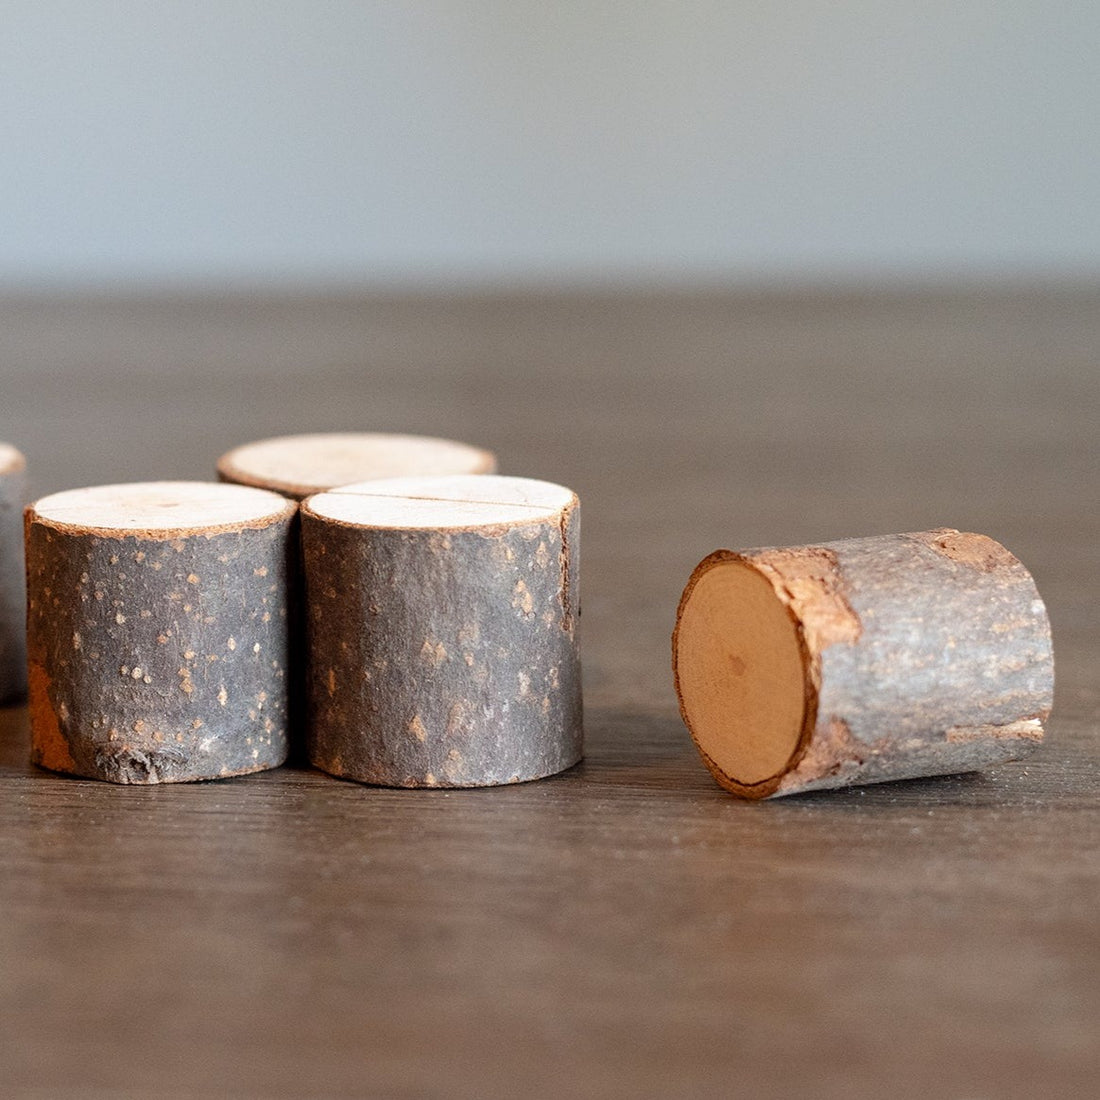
top-left (0, 701), bottom-right (29, 771)
top-left (0, 443), bottom-right (27, 703)
top-left (578, 706), bottom-right (717, 793)
top-left (25, 482), bottom-right (297, 783)
top-left (302, 474), bottom-right (582, 787)
top-left (673, 529), bottom-right (1054, 799)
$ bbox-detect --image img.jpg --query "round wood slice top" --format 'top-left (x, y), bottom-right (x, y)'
top-left (0, 443), bottom-right (26, 476)
top-left (673, 555), bottom-right (809, 791)
top-left (217, 432), bottom-right (497, 499)
top-left (30, 481), bottom-right (295, 536)
top-left (304, 474), bottom-right (576, 530)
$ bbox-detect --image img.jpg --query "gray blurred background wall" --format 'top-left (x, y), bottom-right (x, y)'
top-left (2, 1), bottom-right (1097, 289)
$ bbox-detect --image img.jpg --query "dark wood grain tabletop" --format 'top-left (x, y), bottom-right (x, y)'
top-left (1, 286), bottom-right (1096, 1099)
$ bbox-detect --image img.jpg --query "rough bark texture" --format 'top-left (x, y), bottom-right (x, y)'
top-left (677, 528), bottom-right (1054, 798)
top-left (217, 434), bottom-right (498, 761)
top-left (26, 510), bottom-right (296, 783)
top-left (0, 450), bottom-right (27, 703)
top-left (302, 500), bottom-right (582, 787)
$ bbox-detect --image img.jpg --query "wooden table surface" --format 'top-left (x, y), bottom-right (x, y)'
top-left (0, 287), bottom-right (1096, 1099)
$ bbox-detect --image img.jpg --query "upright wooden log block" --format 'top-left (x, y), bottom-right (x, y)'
top-left (26, 482), bottom-right (297, 783)
top-left (0, 443), bottom-right (27, 703)
top-left (673, 529), bottom-right (1054, 798)
top-left (302, 474), bottom-right (583, 787)
top-left (217, 432), bottom-right (497, 765)
top-left (217, 432), bottom-right (497, 500)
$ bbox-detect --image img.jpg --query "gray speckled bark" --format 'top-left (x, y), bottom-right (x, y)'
top-left (302, 501), bottom-right (582, 787)
top-left (0, 455), bottom-right (27, 703)
top-left (685, 528), bottom-right (1053, 799)
top-left (26, 512), bottom-right (295, 783)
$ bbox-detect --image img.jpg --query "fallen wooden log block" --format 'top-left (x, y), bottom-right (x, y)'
top-left (26, 481), bottom-right (297, 783)
top-left (673, 528), bottom-right (1054, 798)
top-left (302, 474), bottom-right (583, 787)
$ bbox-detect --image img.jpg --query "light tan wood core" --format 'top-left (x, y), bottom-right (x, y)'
top-left (32, 481), bottom-right (294, 534)
top-left (306, 474), bottom-right (576, 529)
top-left (217, 432), bottom-right (497, 498)
top-left (674, 558), bottom-right (807, 787)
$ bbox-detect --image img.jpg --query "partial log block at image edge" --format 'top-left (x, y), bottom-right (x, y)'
top-left (673, 529), bottom-right (1054, 799)
top-left (0, 442), bottom-right (27, 703)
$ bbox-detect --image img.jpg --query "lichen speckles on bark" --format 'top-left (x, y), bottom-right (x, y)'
top-left (512, 579), bottom-right (535, 617)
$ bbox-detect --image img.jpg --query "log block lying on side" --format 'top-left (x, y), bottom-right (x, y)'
top-left (0, 443), bottom-right (27, 703)
top-left (26, 481), bottom-right (297, 783)
top-left (302, 474), bottom-right (582, 787)
top-left (217, 432), bottom-right (497, 500)
top-left (672, 529), bottom-right (1054, 799)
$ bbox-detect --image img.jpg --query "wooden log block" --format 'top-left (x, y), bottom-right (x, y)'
top-left (0, 443), bottom-right (27, 703)
top-left (217, 432), bottom-right (496, 763)
top-left (302, 474), bottom-right (582, 787)
top-left (672, 528), bottom-right (1054, 799)
top-left (217, 432), bottom-right (498, 500)
top-left (26, 481), bottom-right (297, 783)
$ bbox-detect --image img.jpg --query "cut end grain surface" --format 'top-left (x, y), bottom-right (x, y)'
top-left (218, 432), bottom-right (497, 499)
top-left (674, 556), bottom-right (809, 789)
top-left (307, 474), bottom-right (576, 530)
top-left (31, 481), bottom-right (294, 535)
